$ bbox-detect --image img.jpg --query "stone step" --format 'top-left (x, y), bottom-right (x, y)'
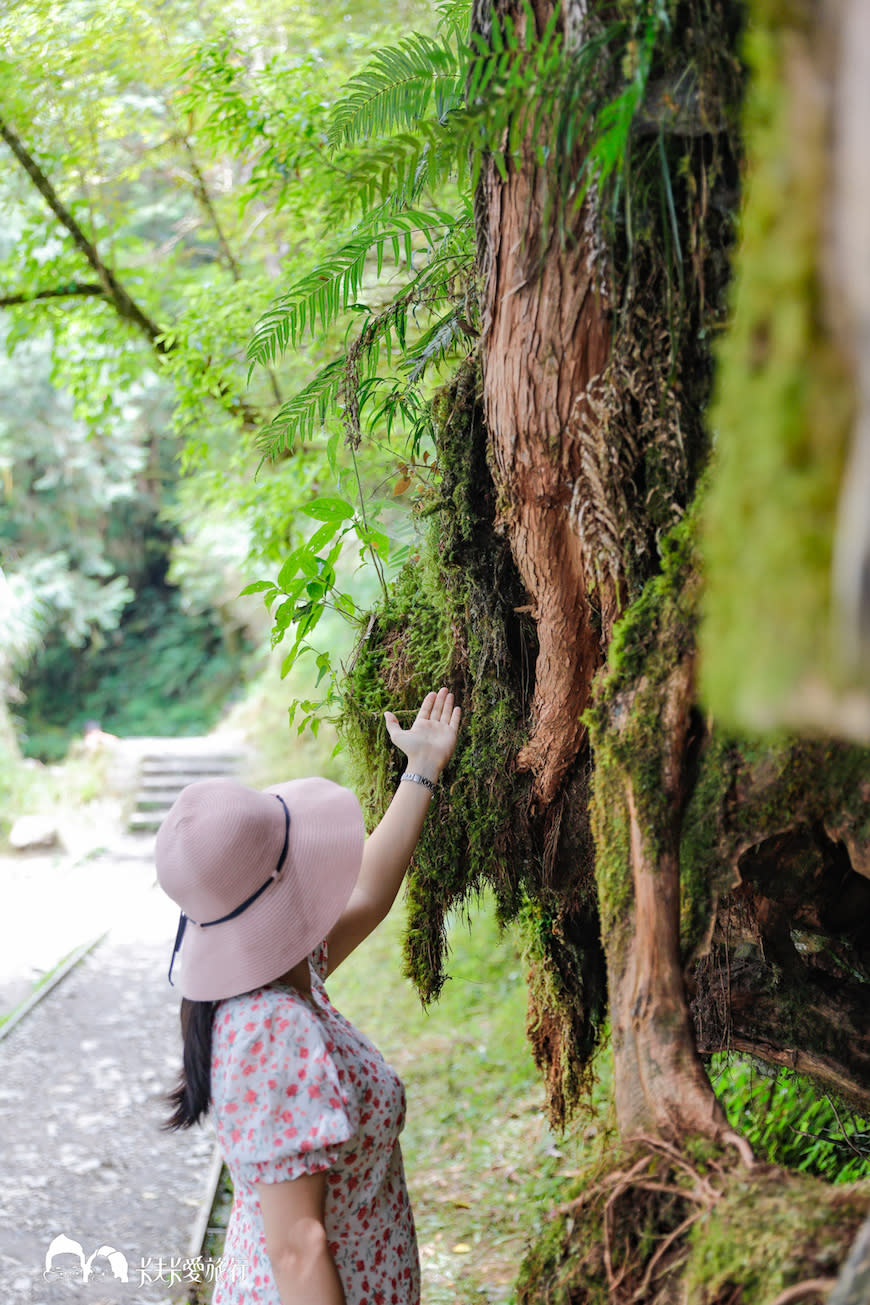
top-left (128, 811), bottom-right (172, 832)
top-left (125, 742), bottom-right (245, 834)
top-left (136, 792), bottom-right (187, 811)
top-left (138, 773), bottom-right (234, 789)
top-left (139, 757), bottom-right (241, 774)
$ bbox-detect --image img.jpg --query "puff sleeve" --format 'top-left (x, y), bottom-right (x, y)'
top-left (211, 991), bottom-right (358, 1187)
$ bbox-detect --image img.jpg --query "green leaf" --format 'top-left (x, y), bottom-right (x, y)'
top-left (307, 519), bottom-right (343, 552)
top-left (300, 496), bottom-right (356, 523)
top-left (238, 579), bottom-right (274, 595)
top-left (277, 551), bottom-right (304, 590)
top-left (273, 599), bottom-right (295, 630)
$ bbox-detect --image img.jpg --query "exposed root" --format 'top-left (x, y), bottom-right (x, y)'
top-left (769, 1280), bottom-right (838, 1305)
top-left (721, 1128), bottom-right (756, 1167)
top-left (554, 1135), bottom-right (730, 1301)
top-left (520, 1133), bottom-right (870, 1305)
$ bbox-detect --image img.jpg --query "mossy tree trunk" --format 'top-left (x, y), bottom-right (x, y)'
top-left (473, 0), bottom-right (616, 811)
top-left (469, 0), bottom-right (870, 1151)
top-left (345, 0), bottom-right (870, 1288)
top-left (471, 0), bottom-right (737, 1143)
top-left (593, 646), bottom-right (729, 1142)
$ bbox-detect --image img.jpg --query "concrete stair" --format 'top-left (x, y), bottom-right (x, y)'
top-left (127, 743), bottom-right (244, 833)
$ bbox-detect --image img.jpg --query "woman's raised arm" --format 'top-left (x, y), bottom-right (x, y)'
top-left (325, 687), bottom-right (461, 974)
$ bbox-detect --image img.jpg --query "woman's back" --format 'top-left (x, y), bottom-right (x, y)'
top-left (209, 943), bottom-right (419, 1305)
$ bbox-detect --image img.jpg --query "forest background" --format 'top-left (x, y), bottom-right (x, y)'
top-left (3, 0), bottom-right (870, 1300)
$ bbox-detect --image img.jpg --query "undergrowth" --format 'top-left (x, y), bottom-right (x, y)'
top-left (713, 1054), bottom-right (870, 1185)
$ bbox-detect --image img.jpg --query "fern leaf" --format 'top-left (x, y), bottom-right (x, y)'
top-left (328, 34), bottom-right (464, 151)
top-left (247, 209), bottom-right (456, 368)
top-left (402, 308), bottom-right (473, 384)
top-left (255, 358), bottom-right (345, 457)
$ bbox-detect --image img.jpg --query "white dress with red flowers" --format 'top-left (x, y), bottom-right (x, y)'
top-left (209, 942), bottom-right (420, 1305)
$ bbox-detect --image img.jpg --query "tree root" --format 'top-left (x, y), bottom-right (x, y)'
top-left (721, 1128), bottom-right (756, 1167)
top-left (519, 1136), bottom-right (870, 1305)
top-left (553, 1135), bottom-right (730, 1301)
top-left (769, 1280), bottom-right (838, 1305)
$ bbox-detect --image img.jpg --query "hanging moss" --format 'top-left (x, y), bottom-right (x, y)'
top-left (340, 358), bottom-right (535, 1000)
top-left (339, 359), bottom-right (609, 1121)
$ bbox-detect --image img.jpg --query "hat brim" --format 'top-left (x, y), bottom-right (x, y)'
top-left (175, 777), bottom-right (365, 1001)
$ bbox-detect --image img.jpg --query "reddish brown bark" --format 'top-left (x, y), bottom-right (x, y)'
top-left (475, 0), bottom-right (617, 808)
top-left (607, 659), bottom-right (729, 1141)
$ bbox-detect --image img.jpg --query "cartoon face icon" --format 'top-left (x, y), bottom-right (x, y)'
top-left (43, 1234), bottom-right (86, 1282)
top-left (43, 1235), bottom-right (129, 1283)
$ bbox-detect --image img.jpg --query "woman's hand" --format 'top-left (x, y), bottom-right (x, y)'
top-left (326, 688), bottom-right (462, 975)
top-left (384, 687), bottom-right (461, 782)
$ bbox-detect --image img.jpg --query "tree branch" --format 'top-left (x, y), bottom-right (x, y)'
top-left (0, 283), bottom-right (105, 306)
top-left (0, 114), bottom-right (265, 429)
top-left (0, 115), bottom-right (167, 346)
top-left (173, 131), bottom-right (283, 408)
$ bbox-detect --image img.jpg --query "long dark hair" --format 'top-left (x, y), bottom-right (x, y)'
top-left (163, 998), bottom-right (217, 1130)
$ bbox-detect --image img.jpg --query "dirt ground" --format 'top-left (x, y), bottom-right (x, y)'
top-left (0, 818), bottom-right (221, 1305)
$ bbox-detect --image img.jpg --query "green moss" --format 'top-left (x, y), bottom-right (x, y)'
top-left (700, 8), bottom-right (857, 726)
top-left (684, 1172), bottom-right (870, 1302)
top-left (680, 730), bottom-right (870, 959)
top-left (589, 494), bottom-right (870, 966)
top-left (678, 732), bottom-right (737, 955)
top-left (516, 1148), bottom-right (870, 1305)
top-left (587, 515), bottom-right (699, 946)
top-left (339, 360), bottom-right (534, 1002)
top-left (339, 361), bottom-right (611, 1123)
top-left (515, 1193), bottom-right (608, 1305)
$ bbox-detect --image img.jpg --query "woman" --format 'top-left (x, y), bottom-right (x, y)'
top-left (157, 687), bottom-right (461, 1305)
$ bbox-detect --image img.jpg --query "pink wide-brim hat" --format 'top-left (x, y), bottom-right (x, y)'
top-left (155, 776), bottom-right (365, 1001)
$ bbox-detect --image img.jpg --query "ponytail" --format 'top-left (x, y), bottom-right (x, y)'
top-left (162, 998), bottom-right (217, 1130)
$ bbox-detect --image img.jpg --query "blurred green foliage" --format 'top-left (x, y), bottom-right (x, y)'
top-left (0, 0), bottom-right (440, 755)
top-left (714, 1054), bottom-right (870, 1184)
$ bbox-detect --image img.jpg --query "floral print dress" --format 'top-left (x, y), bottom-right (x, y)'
top-left (209, 942), bottom-right (420, 1305)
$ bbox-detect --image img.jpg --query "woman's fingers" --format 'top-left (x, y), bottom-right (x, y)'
top-left (416, 690), bottom-right (438, 722)
top-left (405, 688), bottom-right (460, 731)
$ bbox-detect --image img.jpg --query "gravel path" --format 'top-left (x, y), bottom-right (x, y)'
top-left (0, 839), bottom-right (220, 1305)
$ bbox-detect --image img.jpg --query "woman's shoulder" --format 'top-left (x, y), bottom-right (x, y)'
top-left (213, 965), bottom-right (326, 1044)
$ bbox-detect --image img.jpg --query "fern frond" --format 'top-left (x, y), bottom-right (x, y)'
top-left (328, 34), bottom-right (464, 151)
top-left (403, 308), bottom-right (474, 384)
top-left (247, 208), bottom-right (457, 369)
top-left (255, 358), bottom-right (346, 456)
top-left (255, 215), bottom-right (474, 458)
top-left (435, 0), bottom-right (471, 39)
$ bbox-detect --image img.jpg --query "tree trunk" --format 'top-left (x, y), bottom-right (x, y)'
top-left (606, 658), bottom-right (727, 1140)
top-left (473, 0), bottom-right (617, 811)
top-left (472, 0), bottom-right (738, 1140)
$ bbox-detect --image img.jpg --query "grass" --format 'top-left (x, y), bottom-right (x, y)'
top-left (0, 741), bottom-right (113, 845)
